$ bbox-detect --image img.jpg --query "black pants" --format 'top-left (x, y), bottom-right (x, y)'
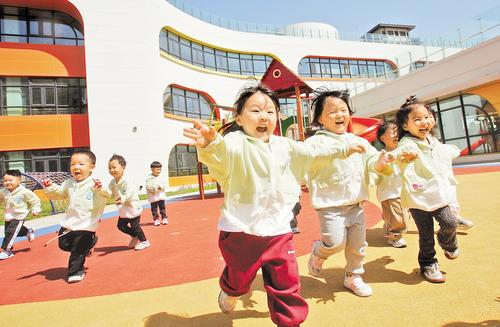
top-left (58, 228), bottom-right (96, 277)
top-left (2, 220), bottom-right (29, 251)
top-left (290, 202), bottom-right (301, 229)
top-left (117, 216), bottom-right (146, 242)
top-left (410, 205), bottom-right (458, 270)
top-left (150, 200), bottom-right (167, 220)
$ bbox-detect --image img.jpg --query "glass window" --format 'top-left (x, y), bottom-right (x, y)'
top-left (167, 33), bottom-right (180, 58)
top-left (298, 59), bottom-right (310, 76)
top-left (253, 60), bottom-right (267, 74)
top-left (159, 29), bottom-right (168, 51)
top-left (340, 60), bottom-right (350, 77)
top-left (320, 59), bottom-right (331, 77)
top-left (349, 60), bottom-right (359, 77)
top-left (330, 61), bottom-right (341, 78)
top-left (179, 38), bottom-right (192, 62)
top-left (228, 56), bottom-right (240, 73)
top-left (204, 48), bottom-right (216, 68)
top-left (215, 51), bottom-right (228, 72)
top-left (240, 58), bottom-right (253, 73)
top-left (441, 108), bottom-right (466, 139)
top-left (191, 43), bottom-right (204, 66)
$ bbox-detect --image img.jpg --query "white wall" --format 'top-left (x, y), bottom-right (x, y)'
top-left (69, 0), bottom-right (461, 190)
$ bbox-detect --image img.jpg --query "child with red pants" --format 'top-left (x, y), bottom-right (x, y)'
top-left (183, 84), bottom-right (363, 327)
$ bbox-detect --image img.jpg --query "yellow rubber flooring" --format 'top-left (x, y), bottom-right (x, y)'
top-left (1, 171), bottom-right (500, 327)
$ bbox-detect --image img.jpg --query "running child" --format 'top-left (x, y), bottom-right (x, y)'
top-left (108, 154), bottom-right (150, 250)
top-left (0, 170), bottom-right (41, 260)
top-left (183, 84), bottom-right (364, 327)
top-left (393, 96), bottom-right (460, 283)
top-left (42, 150), bottom-right (109, 283)
top-left (305, 89), bottom-right (393, 297)
top-left (375, 122), bottom-right (410, 248)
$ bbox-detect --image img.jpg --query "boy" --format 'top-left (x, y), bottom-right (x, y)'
top-left (145, 161), bottom-right (168, 226)
top-left (42, 150), bottom-right (110, 283)
top-left (108, 154), bottom-right (150, 250)
top-left (0, 170), bottom-right (41, 260)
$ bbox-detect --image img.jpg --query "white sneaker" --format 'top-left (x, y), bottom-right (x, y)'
top-left (128, 236), bottom-right (139, 248)
top-left (218, 290), bottom-right (238, 314)
top-left (444, 248), bottom-right (459, 260)
top-left (422, 262), bottom-right (446, 283)
top-left (153, 219), bottom-right (160, 226)
top-left (134, 240), bottom-right (151, 250)
top-left (308, 240), bottom-right (325, 277)
top-left (387, 238), bottom-right (407, 248)
top-left (162, 218), bottom-right (169, 225)
top-left (68, 270), bottom-right (85, 283)
top-left (27, 228), bottom-right (35, 242)
top-left (0, 250), bottom-right (14, 260)
top-left (344, 273), bottom-right (373, 297)
top-left (457, 218), bottom-right (474, 230)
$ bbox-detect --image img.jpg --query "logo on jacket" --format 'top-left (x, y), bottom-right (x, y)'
top-left (86, 191), bottom-right (94, 200)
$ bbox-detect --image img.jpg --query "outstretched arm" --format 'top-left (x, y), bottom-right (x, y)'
top-left (183, 119), bottom-right (217, 148)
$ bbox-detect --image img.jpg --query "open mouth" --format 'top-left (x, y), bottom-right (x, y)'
top-left (419, 128), bottom-right (428, 133)
top-left (335, 121), bottom-right (345, 125)
top-left (256, 126), bottom-right (267, 133)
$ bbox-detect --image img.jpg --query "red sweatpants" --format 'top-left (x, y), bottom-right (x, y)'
top-left (219, 231), bottom-right (308, 327)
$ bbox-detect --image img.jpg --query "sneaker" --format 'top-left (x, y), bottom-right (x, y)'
top-left (422, 263), bottom-right (446, 283)
top-left (162, 218), bottom-right (169, 225)
top-left (0, 250), bottom-right (14, 260)
top-left (27, 228), bottom-right (35, 242)
top-left (457, 218), bottom-right (474, 230)
top-left (344, 273), bottom-right (373, 297)
top-left (134, 240), bottom-right (151, 250)
top-left (218, 290), bottom-right (238, 314)
top-left (154, 219), bottom-right (160, 226)
top-left (387, 238), bottom-right (408, 248)
top-left (128, 236), bottom-right (139, 248)
top-left (68, 270), bottom-right (85, 283)
top-left (87, 235), bottom-right (98, 257)
top-left (308, 240), bottom-right (325, 277)
top-left (444, 248), bottom-right (459, 260)
top-left (291, 227), bottom-right (300, 234)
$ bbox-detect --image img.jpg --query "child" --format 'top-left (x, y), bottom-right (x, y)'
top-left (145, 161), bottom-right (168, 226)
top-left (393, 96), bottom-right (460, 283)
top-left (182, 84), bottom-right (364, 327)
top-left (42, 150), bottom-right (110, 283)
top-left (305, 89), bottom-right (393, 297)
top-left (108, 154), bottom-right (150, 250)
top-left (0, 170), bottom-right (41, 260)
top-left (375, 122), bottom-right (410, 248)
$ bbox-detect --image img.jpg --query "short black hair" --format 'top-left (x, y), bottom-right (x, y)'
top-left (150, 161), bottom-right (162, 168)
top-left (3, 169), bottom-right (21, 178)
top-left (109, 154), bottom-right (127, 167)
top-left (72, 149), bottom-right (97, 165)
top-left (377, 121), bottom-right (395, 145)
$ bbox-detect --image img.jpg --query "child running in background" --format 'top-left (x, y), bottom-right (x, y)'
top-left (108, 154), bottom-right (150, 250)
top-left (42, 150), bottom-right (109, 283)
top-left (393, 96), bottom-right (460, 283)
top-left (183, 84), bottom-right (365, 327)
top-left (427, 109), bottom-right (474, 231)
top-left (375, 122), bottom-right (410, 248)
top-left (0, 169), bottom-right (41, 260)
top-left (145, 161), bottom-right (168, 226)
top-left (305, 89), bottom-right (393, 297)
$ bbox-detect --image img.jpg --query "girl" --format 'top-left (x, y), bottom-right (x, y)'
top-left (108, 154), bottom-right (150, 250)
top-left (304, 89), bottom-right (393, 297)
top-left (393, 96), bottom-right (460, 283)
top-left (183, 84), bottom-right (364, 327)
top-left (375, 122), bottom-right (410, 248)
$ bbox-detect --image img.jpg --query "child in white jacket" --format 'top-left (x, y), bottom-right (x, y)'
top-left (42, 150), bottom-right (109, 283)
top-left (145, 161), bottom-right (168, 226)
top-left (0, 169), bottom-right (41, 260)
top-left (108, 154), bottom-right (149, 250)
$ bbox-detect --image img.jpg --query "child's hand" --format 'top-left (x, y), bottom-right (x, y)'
top-left (41, 179), bottom-right (53, 187)
top-left (398, 151), bottom-right (418, 163)
top-left (347, 143), bottom-right (366, 156)
top-left (115, 197), bottom-right (122, 205)
top-left (375, 150), bottom-right (394, 171)
top-left (183, 119), bottom-right (217, 147)
top-left (93, 179), bottom-right (102, 189)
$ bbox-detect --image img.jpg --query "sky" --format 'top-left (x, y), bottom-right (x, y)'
top-left (175, 0), bottom-right (500, 40)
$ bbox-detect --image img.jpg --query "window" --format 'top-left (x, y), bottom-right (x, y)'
top-left (0, 77), bottom-right (86, 115)
top-left (160, 28), bottom-right (274, 76)
top-left (298, 56), bottom-right (396, 79)
top-left (163, 86), bottom-right (214, 120)
top-left (168, 145), bottom-right (208, 176)
top-left (0, 5), bottom-right (83, 45)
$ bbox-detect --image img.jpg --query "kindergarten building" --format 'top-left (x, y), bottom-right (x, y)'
top-left (0, 0), bottom-right (499, 190)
